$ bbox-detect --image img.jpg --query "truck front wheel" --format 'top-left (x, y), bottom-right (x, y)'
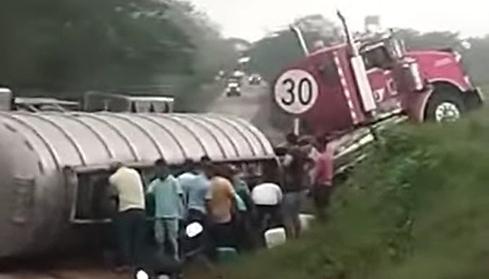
top-left (425, 90), bottom-right (465, 122)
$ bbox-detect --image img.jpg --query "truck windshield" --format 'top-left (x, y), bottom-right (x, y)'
top-left (387, 38), bottom-right (405, 58)
top-left (362, 46), bottom-right (394, 70)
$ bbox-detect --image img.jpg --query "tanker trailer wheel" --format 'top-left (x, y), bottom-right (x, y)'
top-left (425, 89), bottom-right (465, 122)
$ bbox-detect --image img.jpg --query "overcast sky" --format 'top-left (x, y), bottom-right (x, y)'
top-left (194, 0), bottom-right (489, 41)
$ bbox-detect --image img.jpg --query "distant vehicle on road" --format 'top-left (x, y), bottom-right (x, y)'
top-left (248, 74), bottom-right (262, 85)
top-left (215, 70), bottom-right (226, 81)
top-left (232, 70), bottom-right (245, 80)
top-left (226, 78), bottom-right (241, 97)
top-left (226, 81), bottom-right (241, 97)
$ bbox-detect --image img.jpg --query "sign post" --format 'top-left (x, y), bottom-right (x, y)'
top-left (293, 118), bottom-right (300, 135)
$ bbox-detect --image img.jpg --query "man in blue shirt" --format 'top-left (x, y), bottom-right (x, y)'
top-left (178, 158), bottom-right (211, 223)
top-left (147, 159), bottom-right (184, 260)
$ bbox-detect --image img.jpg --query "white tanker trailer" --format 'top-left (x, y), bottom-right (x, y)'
top-left (0, 111), bottom-right (276, 258)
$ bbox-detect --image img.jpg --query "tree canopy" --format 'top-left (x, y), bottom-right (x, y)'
top-left (397, 29), bottom-right (489, 84)
top-left (247, 14), bottom-right (341, 83)
top-left (0, 0), bottom-right (237, 106)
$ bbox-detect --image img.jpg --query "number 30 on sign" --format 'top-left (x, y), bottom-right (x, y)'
top-left (274, 69), bottom-right (319, 115)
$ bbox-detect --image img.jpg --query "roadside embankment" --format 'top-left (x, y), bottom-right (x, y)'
top-left (216, 109), bottom-right (489, 279)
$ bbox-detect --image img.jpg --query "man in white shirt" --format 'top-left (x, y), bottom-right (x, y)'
top-left (109, 162), bottom-right (146, 270)
top-left (251, 182), bottom-right (283, 233)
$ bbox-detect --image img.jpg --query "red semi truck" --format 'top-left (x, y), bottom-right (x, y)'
top-left (273, 12), bottom-right (483, 171)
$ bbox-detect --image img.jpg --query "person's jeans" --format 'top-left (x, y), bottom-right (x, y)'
top-left (256, 205), bottom-right (283, 231)
top-left (209, 221), bottom-right (237, 248)
top-left (255, 204), bottom-right (283, 247)
top-left (312, 184), bottom-right (333, 219)
top-left (282, 191), bottom-right (304, 238)
top-left (154, 218), bottom-right (180, 260)
top-left (208, 219), bottom-right (238, 260)
top-left (114, 208), bottom-right (146, 266)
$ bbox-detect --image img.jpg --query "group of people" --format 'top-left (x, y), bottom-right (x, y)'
top-left (107, 133), bottom-right (335, 272)
top-left (278, 133), bottom-right (335, 237)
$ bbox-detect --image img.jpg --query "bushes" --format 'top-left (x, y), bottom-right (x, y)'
top-left (215, 109), bottom-right (489, 279)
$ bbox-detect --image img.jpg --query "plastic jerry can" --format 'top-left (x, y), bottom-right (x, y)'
top-left (299, 214), bottom-right (316, 231)
top-left (216, 247), bottom-right (239, 264)
top-left (264, 227), bottom-right (287, 249)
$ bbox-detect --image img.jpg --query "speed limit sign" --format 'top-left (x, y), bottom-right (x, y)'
top-left (274, 69), bottom-right (319, 114)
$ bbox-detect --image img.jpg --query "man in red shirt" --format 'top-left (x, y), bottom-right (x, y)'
top-left (312, 136), bottom-right (335, 219)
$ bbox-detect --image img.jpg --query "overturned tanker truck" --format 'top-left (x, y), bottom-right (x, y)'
top-left (0, 111), bottom-right (276, 258)
top-left (273, 12), bottom-right (483, 171)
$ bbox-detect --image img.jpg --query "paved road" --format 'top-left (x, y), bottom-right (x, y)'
top-left (207, 83), bottom-right (269, 120)
top-left (206, 82), bottom-right (284, 144)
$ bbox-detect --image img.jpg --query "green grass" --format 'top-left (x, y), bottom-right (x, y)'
top-left (204, 107), bottom-right (489, 279)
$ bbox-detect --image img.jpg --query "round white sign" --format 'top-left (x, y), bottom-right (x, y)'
top-left (274, 69), bottom-right (319, 115)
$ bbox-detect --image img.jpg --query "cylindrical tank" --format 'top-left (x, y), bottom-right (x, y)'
top-left (0, 112), bottom-right (275, 258)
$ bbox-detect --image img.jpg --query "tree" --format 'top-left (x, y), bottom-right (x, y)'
top-left (245, 15), bottom-right (342, 133)
top-left (397, 29), bottom-right (460, 49)
top-left (293, 14), bottom-right (341, 41)
top-left (247, 14), bottom-right (341, 83)
top-left (462, 36), bottom-right (489, 84)
top-left (162, 0), bottom-right (239, 110)
top-left (0, 0), bottom-right (195, 94)
top-left (396, 29), bottom-right (489, 84)
top-left (0, 0), bottom-right (237, 108)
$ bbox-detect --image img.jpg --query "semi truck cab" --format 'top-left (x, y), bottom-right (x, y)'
top-left (273, 12), bottom-right (483, 138)
top-left (360, 33), bottom-right (482, 122)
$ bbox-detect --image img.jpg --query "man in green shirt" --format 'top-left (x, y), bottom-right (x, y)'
top-left (147, 159), bottom-right (185, 260)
